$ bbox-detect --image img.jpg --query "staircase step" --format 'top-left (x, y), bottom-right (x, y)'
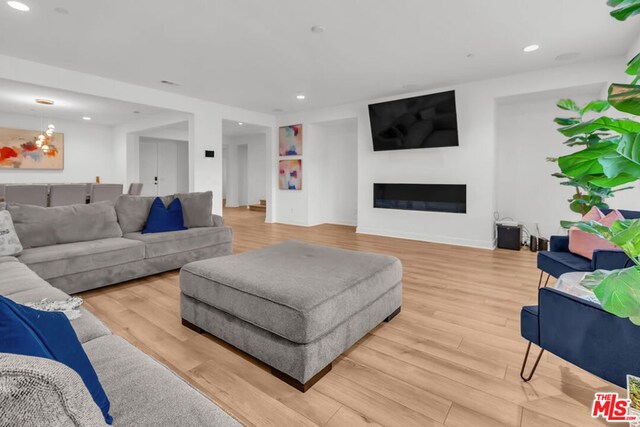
top-left (249, 204), bottom-right (266, 212)
top-left (259, 199), bottom-right (266, 206)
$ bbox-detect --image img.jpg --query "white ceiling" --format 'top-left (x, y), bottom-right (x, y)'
top-left (222, 119), bottom-right (268, 138)
top-left (0, 78), bottom-right (181, 125)
top-left (0, 1), bottom-right (638, 114)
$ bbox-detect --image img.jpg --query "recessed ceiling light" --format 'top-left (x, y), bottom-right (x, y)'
top-left (82, 116), bottom-right (92, 121)
top-left (523, 44), bottom-right (540, 53)
top-left (7, 1), bottom-right (29, 11)
top-left (466, 53), bottom-right (475, 59)
top-left (238, 122), bottom-right (244, 126)
top-left (132, 110), bottom-right (141, 114)
top-left (296, 94), bottom-right (306, 100)
top-left (310, 25), bottom-right (326, 33)
top-left (35, 99), bottom-right (55, 105)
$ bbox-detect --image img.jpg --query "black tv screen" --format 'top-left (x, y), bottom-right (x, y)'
top-left (368, 90), bottom-right (459, 151)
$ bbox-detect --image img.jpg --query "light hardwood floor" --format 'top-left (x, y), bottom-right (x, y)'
top-left (80, 207), bottom-right (621, 427)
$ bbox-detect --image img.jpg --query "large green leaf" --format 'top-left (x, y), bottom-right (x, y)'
top-left (554, 117), bottom-right (581, 126)
top-left (557, 99), bottom-right (579, 112)
top-left (574, 220), bottom-right (616, 240)
top-left (599, 150), bottom-right (640, 178)
top-left (558, 117), bottom-right (640, 137)
top-left (557, 142), bottom-right (614, 177)
top-left (626, 52), bottom-right (640, 76)
top-left (617, 133), bottom-right (640, 163)
top-left (579, 100), bottom-right (611, 115)
top-left (580, 269), bottom-right (614, 290)
top-left (609, 83), bottom-right (640, 115)
top-left (608, 0), bottom-right (640, 20)
top-left (589, 172), bottom-right (639, 187)
top-left (594, 267), bottom-right (640, 324)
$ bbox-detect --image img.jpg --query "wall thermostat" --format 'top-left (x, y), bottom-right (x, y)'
top-left (205, 150), bottom-right (215, 158)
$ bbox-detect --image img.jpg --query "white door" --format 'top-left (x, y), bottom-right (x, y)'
top-left (139, 139), bottom-right (188, 197)
top-left (139, 141), bottom-right (158, 196)
top-left (157, 141), bottom-right (178, 196)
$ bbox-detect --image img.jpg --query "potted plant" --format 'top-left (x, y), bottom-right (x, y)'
top-left (558, 0), bottom-right (640, 324)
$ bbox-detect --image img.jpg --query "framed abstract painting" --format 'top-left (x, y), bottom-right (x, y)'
top-left (279, 124), bottom-right (302, 156)
top-left (0, 127), bottom-right (64, 170)
top-left (279, 159), bottom-right (302, 190)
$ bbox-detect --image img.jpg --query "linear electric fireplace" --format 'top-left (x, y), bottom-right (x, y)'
top-left (374, 183), bottom-right (466, 214)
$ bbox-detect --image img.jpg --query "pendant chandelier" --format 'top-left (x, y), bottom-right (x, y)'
top-left (35, 98), bottom-right (55, 153)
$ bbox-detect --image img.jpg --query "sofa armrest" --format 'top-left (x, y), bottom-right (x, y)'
top-left (211, 214), bottom-right (224, 227)
top-left (550, 235), bottom-right (569, 252)
top-left (538, 288), bottom-right (640, 388)
top-left (591, 249), bottom-right (632, 271)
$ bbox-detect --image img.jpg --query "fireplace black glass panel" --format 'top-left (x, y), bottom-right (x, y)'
top-left (374, 183), bottom-right (466, 214)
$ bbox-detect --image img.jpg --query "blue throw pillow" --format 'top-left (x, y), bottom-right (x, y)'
top-left (142, 197), bottom-right (188, 234)
top-left (0, 296), bottom-right (112, 424)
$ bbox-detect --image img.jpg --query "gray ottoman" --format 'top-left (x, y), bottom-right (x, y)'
top-left (180, 240), bottom-right (402, 391)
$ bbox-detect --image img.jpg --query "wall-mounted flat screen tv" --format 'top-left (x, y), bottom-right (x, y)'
top-left (368, 90), bottom-right (459, 151)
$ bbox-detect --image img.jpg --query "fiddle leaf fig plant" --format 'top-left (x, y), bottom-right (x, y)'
top-left (552, 1), bottom-right (640, 326)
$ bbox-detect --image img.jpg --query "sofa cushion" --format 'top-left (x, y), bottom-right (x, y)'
top-left (0, 210), bottom-right (22, 256)
top-left (0, 258), bottom-right (50, 296)
top-left (19, 238), bottom-right (145, 281)
top-left (8, 202), bottom-right (123, 249)
top-left (83, 335), bottom-right (239, 427)
top-left (0, 296), bottom-right (112, 424)
top-left (0, 353), bottom-right (109, 427)
top-left (176, 191), bottom-right (214, 227)
top-left (125, 226), bottom-right (232, 259)
top-left (115, 195), bottom-right (175, 234)
top-left (537, 250), bottom-right (592, 279)
top-left (180, 240), bottom-right (402, 344)
top-left (142, 197), bottom-right (187, 234)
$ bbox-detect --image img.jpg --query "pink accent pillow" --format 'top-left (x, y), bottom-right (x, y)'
top-left (568, 209), bottom-right (624, 260)
top-left (582, 206), bottom-right (604, 222)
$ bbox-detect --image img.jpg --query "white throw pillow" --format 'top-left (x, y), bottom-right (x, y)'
top-left (0, 210), bottom-right (22, 256)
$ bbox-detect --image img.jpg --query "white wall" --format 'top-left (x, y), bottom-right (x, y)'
top-left (0, 112), bottom-right (115, 183)
top-left (273, 57), bottom-right (627, 248)
top-left (495, 89), bottom-right (600, 240)
top-left (222, 133), bottom-right (267, 207)
top-left (307, 119), bottom-right (358, 226)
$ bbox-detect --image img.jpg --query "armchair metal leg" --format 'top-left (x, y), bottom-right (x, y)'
top-left (520, 341), bottom-right (545, 382)
top-left (537, 271), bottom-right (550, 289)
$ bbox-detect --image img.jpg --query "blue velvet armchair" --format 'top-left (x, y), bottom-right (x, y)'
top-left (520, 287), bottom-right (640, 387)
top-left (536, 209), bottom-right (640, 287)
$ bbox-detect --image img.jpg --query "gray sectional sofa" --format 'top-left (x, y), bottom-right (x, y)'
top-left (2, 193), bottom-right (232, 294)
top-left (0, 193), bottom-right (238, 425)
top-left (0, 256), bottom-right (239, 426)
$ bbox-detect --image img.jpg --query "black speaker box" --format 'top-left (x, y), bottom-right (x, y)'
top-left (497, 224), bottom-right (522, 251)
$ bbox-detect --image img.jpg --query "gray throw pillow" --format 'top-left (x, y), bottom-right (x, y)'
top-left (0, 211), bottom-right (22, 256)
top-left (0, 353), bottom-right (108, 426)
top-left (8, 202), bottom-right (123, 249)
top-left (175, 191), bottom-right (214, 228)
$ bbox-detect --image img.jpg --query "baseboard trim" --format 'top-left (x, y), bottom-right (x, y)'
top-left (356, 226), bottom-right (495, 250)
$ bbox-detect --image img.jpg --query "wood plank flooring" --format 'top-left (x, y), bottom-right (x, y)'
top-left (80, 207), bottom-right (622, 426)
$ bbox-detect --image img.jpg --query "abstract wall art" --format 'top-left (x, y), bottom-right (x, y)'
top-left (279, 159), bottom-right (302, 190)
top-left (0, 127), bottom-right (64, 170)
top-left (279, 124), bottom-right (302, 156)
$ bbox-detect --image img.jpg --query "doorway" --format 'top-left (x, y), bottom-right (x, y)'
top-left (221, 120), bottom-right (269, 212)
top-left (139, 137), bottom-right (188, 196)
